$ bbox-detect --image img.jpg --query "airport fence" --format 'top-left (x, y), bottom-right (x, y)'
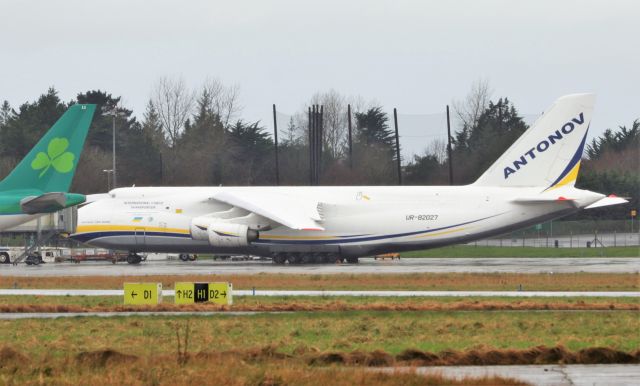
top-left (476, 220), bottom-right (640, 248)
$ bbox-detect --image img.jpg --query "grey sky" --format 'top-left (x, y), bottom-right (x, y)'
top-left (2, 0), bottom-right (638, 159)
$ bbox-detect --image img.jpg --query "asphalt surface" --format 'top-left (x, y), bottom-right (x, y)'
top-left (1, 289), bottom-right (638, 297)
top-left (1, 257), bottom-right (639, 276)
top-left (383, 365), bottom-right (640, 386)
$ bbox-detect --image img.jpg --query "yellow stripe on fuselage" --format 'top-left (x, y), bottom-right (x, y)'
top-left (75, 224), bottom-right (190, 234)
top-left (411, 227), bottom-right (467, 239)
top-left (259, 234), bottom-right (338, 240)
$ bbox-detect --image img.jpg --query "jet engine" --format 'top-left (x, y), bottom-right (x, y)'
top-left (190, 218), bottom-right (258, 247)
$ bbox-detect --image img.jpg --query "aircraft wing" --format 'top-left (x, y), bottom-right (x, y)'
top-left (212, 191), bottom-right (324, 231)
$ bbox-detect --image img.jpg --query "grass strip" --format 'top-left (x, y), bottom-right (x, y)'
top-left (1, 310), bottom-right (638, 353)
top-left (0, 295), bottom-right (638, 312)
top-left (2, 272), bottom-right (638, 291)
top-left (400, 245), bottom-right (639, 258)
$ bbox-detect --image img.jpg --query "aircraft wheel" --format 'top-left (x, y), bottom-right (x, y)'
top-left (272, 253), bottom-right (286, 264)
top-left (320, 254), bottom-right (335, 264)
top-left (0, 253), bottom-right (9, 264)
top-left (179, 253), bottom-right (190, 262)
top-left (346, 257), bottom-right (359, 264)
top-left (127, 253), bottom-right (142, 265)
top-left (326, 253), bottom-right (342, 264)
top-left (287, 253), bottom-right (302, 265)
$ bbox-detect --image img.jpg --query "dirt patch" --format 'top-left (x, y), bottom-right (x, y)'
top-left (304, 345), bottom-right (640, 367)
top-left (196, 345), bottom-right (639, 367)
top-left (308, 352), bottom-right (347, 365)
top-left (396, 348), bottom-right (439, 363)
top-left (76, 349), bottom-right (138, 367)
top-left (363, 350), bottom-right (395, 366)
top-left (0, 346), bottom-right (27, 365)
top-left (576, 347), bottom-right (637, 364)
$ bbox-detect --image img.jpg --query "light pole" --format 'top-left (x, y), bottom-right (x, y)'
top-left (102, 169), bottom-right (113, 190)
top-left (102, 104), bottom-right (126, 188)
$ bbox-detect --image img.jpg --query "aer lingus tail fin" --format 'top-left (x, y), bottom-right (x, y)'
top-left (0, 104), bottom-right (96, 193)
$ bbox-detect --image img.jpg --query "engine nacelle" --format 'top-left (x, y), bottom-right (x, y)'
top-left (207, 223), bottom-right (258, 247)
top-left (190, 217), bottom-right (258, 247)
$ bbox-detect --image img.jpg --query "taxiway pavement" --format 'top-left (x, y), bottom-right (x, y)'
top-left (1, 288), bottom-right (638, 297)
top-left (1, 257), bottom-right (638, 276)
top-left (388, 364), bottom-right (640, 386)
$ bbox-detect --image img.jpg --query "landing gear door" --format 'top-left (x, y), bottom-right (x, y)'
top-left (135, 228), bottom-right (146, 247)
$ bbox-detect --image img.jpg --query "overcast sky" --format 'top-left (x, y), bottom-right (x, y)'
top-left (2, 0), bottom-right (638, 157)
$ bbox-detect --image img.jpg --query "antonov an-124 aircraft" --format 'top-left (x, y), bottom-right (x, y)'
top-left (71, 94), bottom-right (627, 264)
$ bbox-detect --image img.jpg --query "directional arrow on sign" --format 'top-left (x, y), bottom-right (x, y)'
top-left (131, 291), bottom-right (138, 298)
top-left (176, 290), bottom-right (182, 298)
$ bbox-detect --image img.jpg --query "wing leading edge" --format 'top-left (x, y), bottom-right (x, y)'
top-left (212, 191), bottom-right (324, 231)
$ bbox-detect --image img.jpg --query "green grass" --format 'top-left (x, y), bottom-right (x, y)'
top-left (0, 310), bottom-right (637, 357)
top-left (401, 245), bottom-right (640, 258)
top-left (0, 295), bottom-right (638, 308)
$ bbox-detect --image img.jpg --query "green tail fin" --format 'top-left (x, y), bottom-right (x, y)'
top-left (0, 104), bottom-right (96, 193)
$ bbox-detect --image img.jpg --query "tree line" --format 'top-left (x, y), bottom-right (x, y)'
top-left (0, 79), bottom-right (636, 220)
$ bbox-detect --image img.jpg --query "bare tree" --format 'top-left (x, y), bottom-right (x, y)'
top-left (310, 89), bottom-right (348, 160)
top-left (151, 76), bottom-right (195, 147)
top-left (425, 138), bottom-right (448, 164)
top-left (202, 78), bottom-right (241, 127)
top-left (453, 79), bottom-right (492, 130)
top-left (303, 90), bottom-right (377, 160)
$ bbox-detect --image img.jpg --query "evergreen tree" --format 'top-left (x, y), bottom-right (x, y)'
top-left (0, 87), bottom-right (67, 159)
top-left (174, 89), bottom-right (227, 185)
top-left (0, 101), bottom-right (14, 128)
top-left (586, 120), bottom-right (639, 160)
top-left (354, 107), bottom-right (395, 149)
top-left (452, 98), bottom-right (528, 183)
top-left (141, 101), bottom-right (164, 148)
top-left (352, 107), bottom-right (397, 184)
top-left (576, 120), bottom-right (639, 220)
top-left (223, 120), bottom-right (274, 185)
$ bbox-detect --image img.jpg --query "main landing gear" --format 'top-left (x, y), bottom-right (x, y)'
top-left (126, 252), bottom-right (143, 265)
top-left (271, 252), bottom-right (359, 265)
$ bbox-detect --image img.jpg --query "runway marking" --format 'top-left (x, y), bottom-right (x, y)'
top-left (1, 289), bottom-right (638, 297)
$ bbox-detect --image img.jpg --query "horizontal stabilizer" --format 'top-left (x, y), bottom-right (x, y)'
top-left (585, 195), bottom-right (629, 209)
top-left (20, 192), bottom-right (67, 214)
top-left (512, 195), bottom-right (577, 205)
top-left (212, 191), bottom-right (324, 231)
top-left (84, 193), bottom-right (112, 204)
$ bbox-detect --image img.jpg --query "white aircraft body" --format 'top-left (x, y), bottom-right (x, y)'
top-left (71, 94), bottom-right (627, 264)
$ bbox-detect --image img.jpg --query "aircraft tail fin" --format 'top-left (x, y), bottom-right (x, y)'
top-left (473, 94), bottom-right (595, 190)
top-left (0, 104), bottom-right (96, 193)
